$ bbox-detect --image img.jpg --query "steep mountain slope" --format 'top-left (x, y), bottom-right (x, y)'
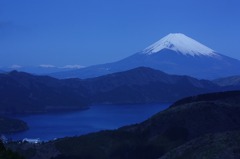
top-left (12, 91), bottom-right (240, 159)
top-left (143, 33), bottom-right (215, 56)
top-left (51, 33), bottom-right (240, 79)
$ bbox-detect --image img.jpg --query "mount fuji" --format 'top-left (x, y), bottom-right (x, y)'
top-left (52, 33), bottom-right (240, 79)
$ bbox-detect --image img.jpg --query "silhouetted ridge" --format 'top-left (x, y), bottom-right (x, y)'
top-left (171, 90), bottom-right (240, 107)
top-left (1, 67), bottom-right (237, 114)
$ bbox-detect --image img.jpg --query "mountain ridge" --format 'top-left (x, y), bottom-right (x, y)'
top-left (0, 67), bottom-right (225, 114)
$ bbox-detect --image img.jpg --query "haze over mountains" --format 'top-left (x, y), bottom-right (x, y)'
top-left (213, 75), bottom-right (240, 87)
top-left (0, 65), bottom-right (83, 75)
top-left (51, 33), bottom-right (240, 80)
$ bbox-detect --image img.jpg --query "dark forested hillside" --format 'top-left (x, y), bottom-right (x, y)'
top-left (52, 90), bottom-right (240, 159)
top-left (81, 67), bottom-right (221, 104)
top-left (9, 90), bottom-right (240, 159)
top-left (0, 71), bottom-right (89, 114)
top-left (0, 139), bottom-right (24, 159)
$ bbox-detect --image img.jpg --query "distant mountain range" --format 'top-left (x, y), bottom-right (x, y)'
top-left (1, 65), bottom-right (83, 75)
top-left (0, 67), bottom-right (230, 114)
top-left (213, 75), bottom-right (240, 86)
top-left (51, 33), bottom-right (240, 79)
top-left (10, 90), bottom-right (240, 159)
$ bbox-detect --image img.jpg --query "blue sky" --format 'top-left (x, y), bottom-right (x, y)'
top-left (0, 0), bottom-right (240, 67)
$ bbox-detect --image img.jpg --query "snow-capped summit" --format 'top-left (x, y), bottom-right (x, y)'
top-left (51, 33), bottom-right (240, 80)
top-left (143, 33), bottom-right (216, 56)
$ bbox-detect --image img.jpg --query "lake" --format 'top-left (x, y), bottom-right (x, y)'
top-left (6, 103), bottom-right (170, 141)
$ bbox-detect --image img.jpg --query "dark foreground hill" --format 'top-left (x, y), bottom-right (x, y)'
top-left (0, 139), bottom-right (24, 159)
top-left (159, 131), bottom-right (240, 159)
top-left (0, 67), bottom-right (223, 114)
top-left (8, 90), bottom-right (240, 159)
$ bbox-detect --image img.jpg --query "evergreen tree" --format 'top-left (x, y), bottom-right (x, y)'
top-left (0, 139), bottom-right (24, 159)
top-left (0, 139), bottom-right (6, 153)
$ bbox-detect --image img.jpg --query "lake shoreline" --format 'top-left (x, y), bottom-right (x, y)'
top-left (5, 103), bottom-right (170, 141)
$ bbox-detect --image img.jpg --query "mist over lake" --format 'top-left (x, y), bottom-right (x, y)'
top-left (6, 104), bottom-right (170, 141)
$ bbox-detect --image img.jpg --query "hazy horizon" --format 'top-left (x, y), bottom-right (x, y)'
top-left (1, 0), bottom-right (240, 68)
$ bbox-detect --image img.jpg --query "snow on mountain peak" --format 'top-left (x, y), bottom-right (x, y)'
top-left (143, 33), bottom-right (217, 56)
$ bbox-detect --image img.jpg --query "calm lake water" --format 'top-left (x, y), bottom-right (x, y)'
top-left (7, 104), bottom-right (170, 141)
